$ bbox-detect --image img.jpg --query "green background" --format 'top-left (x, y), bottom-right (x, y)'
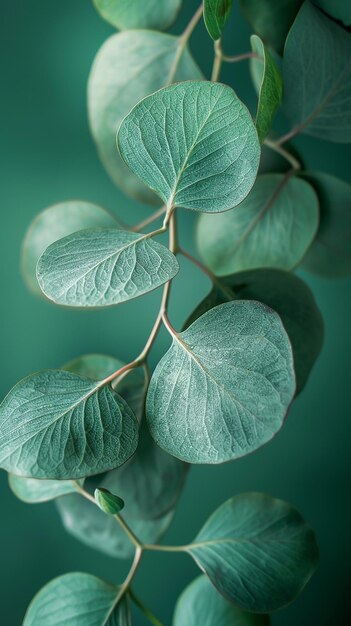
top-left (0, 1), bottom-right (350, 624)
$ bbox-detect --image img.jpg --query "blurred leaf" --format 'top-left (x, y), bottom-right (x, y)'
top-left (146, 301), bottom-right (295, 463)
top-left (184, 269), bottom-right (324, 394)
top-left (173, 575), bottom-right (270, 625)
top-left (0, 370), bottom-right (138, 479)
top-left (95, 488), bottom-right (125, 515)
top-left (283, 1), bottom-right (351, 142)
top-left (188, 493), bottom-right (319, 611)
top-left (118, 81), bottom-right (260, 213)
top-left (23, 573), bottom-right (130, 625)
top-left (301, 172), bottom-right (351, 277)
top-left (239, 0), bottom-right (303, 54)
top-left (204, 0), bottom-right (233, 40)
top-left (93, 0), bottom-right (181, 31)
top-left (314, 0), bottom-right (351, 25)
top-left (197, 174), bottom-right (319, 275)
top-left (250, 35), bottom-right (282, 143)
top-left (8, 475), bottom-right (83, 504)
top-left (88, 31), bottom-right (202, 204)
top-left (21, 201), bottom-right (118, 296)
top-left (37, 228), bottom-right (179, 307)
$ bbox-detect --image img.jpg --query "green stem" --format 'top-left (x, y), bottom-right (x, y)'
top-left (211, 38), bottom-right (223, 82)
top-left (264, 138), bottom-right (301, 171)
top-left (167, 4), bottom-right (203, 85)
top-left (222, 51), bottom-right (258, 63)
top-left (178, 248), bottom-right (235, 300)
top-left (143, 543), bottom-right (188, 553)
top-left (129, 589), bottom-right (165, 626)
top-left (131, 206), bottom-right (166, 233)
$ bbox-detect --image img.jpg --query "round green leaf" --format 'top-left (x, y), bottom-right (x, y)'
top-left (173, 575), bottom-right (270, 626)
top-left (204, 0), bottom-right (233, 41)
top-left (188, 493), bottom-right (319, 612)
top-left (197, 174), bottom-right (319, 275)
top-left (93, 0), bottom-right (181, 31)
top-left (8, 475), bottom-right (82, 504)
top-left (239, 0), bottom-right (303, 55)
top-left (95, 488), bottom-right (125, 515)
top-left (283, 2), bottom-right (351, 142)
top-left (0, 370), bottom-right (138, 479)
top-left (147, 300), bottom-right (295, 464)
top-left (21, 201), bottom-right (118, 296)
top-left (88, 31), bottom-right (202, 204)
top-left (37, 228), bottom-right (179, 307)
top-left (184, 269), bottom-right (324, 394)
top-left (250, 35), bottom-right (282, 144)
top-left (23, 572), bottom-right (130, 625)
top-left (117, 81), bottom-right (260, 213)
top-left (301, 172), bottom-right (351, 277)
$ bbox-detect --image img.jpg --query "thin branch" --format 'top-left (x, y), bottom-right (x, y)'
top-left (178, 248), bottom-right (235, 299)
top-left (129, 589), bottom-right (165, 626)
top-left (167, 4), bottom-right (203, 85)
top-left (131, 206), bottom-right (166, 233)
top-left (211, 38), bottom-right (223, 82)
top-left (222, 51), bottom-right (258, 63)
top-left (264, 138), bottom-right (301, 171)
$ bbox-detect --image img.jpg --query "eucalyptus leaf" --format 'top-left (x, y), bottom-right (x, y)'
top-left (283, 1), bottom-right (351, 142)
top-left (88, 31), bottom-right (202, 203)
top-left (204, 0), bottom-right (233, 41)
top-left (314, 0), bottom-right (351, 25)
top-left (37, 228), bottom-right (179, 307)
top-left (301, 172), bottom-right (351, 277)
top-left (147, 300), bottom-right (295, 464)
top-left (93, 0), bottom-right (181, 31)
top-left (23, 572), bottom-right (130, 625)
top-left (0, 370), bottom-right (138, 479)
top-left (250, 35), bottom-right (282, 143)
top-left (21, 201), bottom-right (118, 296)
top-left (239, 0), bottom-right (303, 54)
top-left (187, 493), bottom-right (319, 612)
top-left (197, 174), bottom-right (319, 275)
top-left (118, 81), bottom-right (260, 213)
top-left (57, 492), bottom-right (175, 559)
top-left (8, 475), bottom-right (82, 504)
top-left (173, 575), bottom-right (270, 626)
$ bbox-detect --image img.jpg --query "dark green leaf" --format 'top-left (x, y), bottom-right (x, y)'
top-left (314, 0), bottom-right (351, 25)
top-left (188, 493), bottom-right (319, 612)
top-left (184, 269), bottom-right (324, 393)
top-left (283, 1), bottom-right (351, 142)
top-left (204, 0), bottom-right (233, 40)
top-left (118, 81), bottom-right (260, 213)
top-left (301, 172), bottom-right (351, 277)
top-left (239, 0), bottom-right (303, 54)
top-left (21, 201), bottom-right (118, 296)
top-left (37, 228), bottom-right (179, 307)
top-left (250, 35), bottom-right (282, 143)
top-left (0, 370), bottom-right (138, 479)
top-left (23, 572), bottom-right (130, 625)
top-left (147, 301), bottom-right (295, 464)
top-left (95, 488), bottom-right (125, 515)
top-left (8, 475), bottom-right (83, 504)
top-left (93, 0), bottom-right (181, 31)
top-left (88, 31), bottom-right (202, 204)
top-left (173, 575), bottom-right (270, 626)
top-left (197, 174), bottom-right (319, 275)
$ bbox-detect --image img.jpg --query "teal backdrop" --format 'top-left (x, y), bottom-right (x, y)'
top-left (0, 1), bottom-right (350, 624)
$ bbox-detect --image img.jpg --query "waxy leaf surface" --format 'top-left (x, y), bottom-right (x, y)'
top-left (147, 300), bottom-right (295, 464)
top-left (0, 370), bottom-right (138, 479)
top-left (250, 35), bottom-right (282, 143)
top-left (95, 488), bottom-right (125, 515)
top-left (93, 0), bottom-right (181, 31)
top-left (204, 0), bottom-right (233, 40)
top-left (188, 493), bottom-right (319, 612)
top-left (118, 81), bottom-right (260, 212)
top-left (283, 1), bottom-right (351, 142)
top-left (21, 201), bottom-right (118, 296)
top-left (8, 475), bottom-right (82, 504)
top-left (239, 0), bottom-right (303, 54)
top-left (88, 31), bottom-right (202, 203)
top-left (174, 575), bottom-right (270, 626)
top-left (37, 228), bottom-right (179, 307)
top-left (197, 174), bottom-right (319, 275)
top-left (23, 572), bottom-right (130, 625)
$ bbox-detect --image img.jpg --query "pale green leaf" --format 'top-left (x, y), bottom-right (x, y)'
top-left (95, 488), bottom-right (125, 515)
top-left (283, 1), bottom-right (351, 142)
top-left (204, 0), bottom-right (233, 40)
top-left (184, 269), bottom-right (323, 394)
top-left (301, 172), bottom-right (351, 277)
top-left (250, 35), bottom-right (282, 143)
top-left (88, 31), bottom-right (202, 204)
top-left (21, 201), bottom-right (118, 296)
top-left (147, 301), bottom-right (295, 464)
top-left (173, 575), bottom-right (270, 626)
top-left (93, 0), bottom-right (181, 31)
top-left (23, 572), bottom-right (130, 625)
top-left (0, 370), bottom-right (138, 479)
top-left (37, 228), bottom-right (179, 307)
top-left (239, 0), bottom-right (303, 54)
top-left (118, 81), bottom-right (260, 213)
top-left (8, 475), bottom-right (82, 504)
top-left (314, 0), bottom-right (351, 26)
top-left (197, 174), bottom-right (319, 275)
top-left (188, 493), bottom-right (319, 612)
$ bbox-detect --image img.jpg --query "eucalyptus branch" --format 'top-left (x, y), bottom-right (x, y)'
top-left (211, 38), bottom-right (223, 82)
top-left (131, 206), bottom-right (167, 233)
top-left (178, 247), bottom-right (235, 299)
top-left (128, 589), bottom-right (165, 626)
top-left (264, 138), bottom-right (301, 171)
top-left (167, 3), bottom-right (203, 85)
top-left (222, 51), bottom-right (258, 63)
